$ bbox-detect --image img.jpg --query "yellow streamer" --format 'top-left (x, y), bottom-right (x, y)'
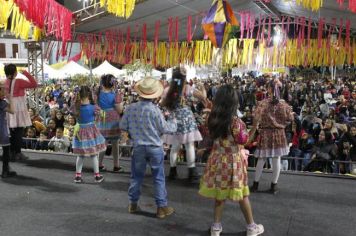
top-left (100, 0), bottom-right (136, 19)
top-left (0, 0), bottom-right (42, 40)
top-left (83, 38), bottom-right (356, 69)
top-left (294, 0), bottom-right (323, 11)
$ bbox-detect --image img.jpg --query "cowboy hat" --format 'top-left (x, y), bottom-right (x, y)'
top-left (134, 77), bottom-right (164, 99)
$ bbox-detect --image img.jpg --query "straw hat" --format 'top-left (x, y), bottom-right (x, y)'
top-left (134, 77), bottom-right (164, 99)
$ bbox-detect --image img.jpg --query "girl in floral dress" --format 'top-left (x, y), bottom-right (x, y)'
top-left (96, 74), bottom-right (124, 172)
top-left (199, 85), bottom-right (264, 236)
top-left (72, 86), bottom-right (106, 183)
top-left (162, 68), bottom-right (202, 183)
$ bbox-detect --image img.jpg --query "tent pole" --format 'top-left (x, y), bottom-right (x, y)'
top-left (89, 58), bottom-right (93, 83)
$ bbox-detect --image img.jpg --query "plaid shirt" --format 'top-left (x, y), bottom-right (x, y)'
top-left (120, 100), bottom-right (177, 147)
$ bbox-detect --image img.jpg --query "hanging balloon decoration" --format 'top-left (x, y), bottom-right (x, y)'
top-left (202, 0), bottom-right (239, 48)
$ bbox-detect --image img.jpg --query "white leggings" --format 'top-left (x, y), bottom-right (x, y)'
top-left (170, 142), bottom-right (196, 168)
top-left (254, 157), bottom-right (281, 184)
top-left (76, 155), bottom-right (100, 175)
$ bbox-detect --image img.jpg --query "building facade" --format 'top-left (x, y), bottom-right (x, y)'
top-left (0, 38), bottom-right (28, 65)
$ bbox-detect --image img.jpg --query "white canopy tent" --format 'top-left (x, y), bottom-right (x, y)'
top-left (152, 69), bottom-right (162, 79)
top-left (124, 69), bottom-right (162, 81)
top-left (43, 63), bottom-right (61, 80)
top-left (92, 60), bottom-right (124, 77)
top-left (56, 61), bottom-right (89, 78)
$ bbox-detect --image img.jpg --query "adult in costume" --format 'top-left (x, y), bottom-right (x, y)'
top-left (251, 79), bottom-right (294, 194)
top-left (4, 64), bottom-right (37, 161)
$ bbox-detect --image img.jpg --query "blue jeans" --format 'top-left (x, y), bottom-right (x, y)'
top-left (302, 152), bottom-right (312, 170)
top-left (128, 145), bottom-right (168, 207)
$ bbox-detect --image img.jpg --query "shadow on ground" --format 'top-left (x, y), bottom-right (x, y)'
top-left (2, 174), bottom-right (79, 193)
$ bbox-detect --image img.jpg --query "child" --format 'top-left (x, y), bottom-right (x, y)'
top-left (23, 127), bottom-right (37, 149)
top-left (54, 110), bottom-right (65, 129)
top-left (120, 77), bottom-right (177, 218)
top-left (46, 119), bottom-right (57, 139)
top-left (96, 74), bottom-right (124, 173)
top-left (64, 114), bottom-right (76, 142)
top-left (48, 127), bottom-right (70, 153)
top-left (36, 131), bottom-right (49, 151)
top-left (199, 85), bottom-right (264, 236)
top-left (0, 80), bottom-right (17, 178)
top-left (72, 86), bottom-right (106, 183)
top-left (161, 68), bottom-right (202, 183)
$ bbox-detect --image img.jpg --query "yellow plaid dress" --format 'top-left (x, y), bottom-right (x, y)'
top-left (199, 118), bottom-right (249, 201)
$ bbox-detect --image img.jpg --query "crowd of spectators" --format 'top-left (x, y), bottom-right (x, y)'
top-left (22, 74), bottom-right (356, 175)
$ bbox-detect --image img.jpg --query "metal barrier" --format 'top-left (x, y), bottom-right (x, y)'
top-left (11, 137), bottom-right (356, 178)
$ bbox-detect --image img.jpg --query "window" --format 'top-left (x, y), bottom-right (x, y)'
top-left (12, 44), bottom-right (18, 58)
top-left (0, 43), bottom-right (5, 58)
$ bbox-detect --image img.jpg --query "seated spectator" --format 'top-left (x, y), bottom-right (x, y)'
top-left (338, 106), bottom-right (352, 124)
top-left (61, 102), bottom-right (70, 115)
top-left (51, 84), bottom-right (62, 99)
top-left (47, 119), bottom-right (57, 139)
top-left (57, 92), bottom-right (64, 109)
top-left (29, 108), bottom-right (46, 136)
top-left (64, 114), bottom-right (76, 141)
top-left (29, 108), bottom-right (43, 123)
top-left (45, 95), bottom-right (57, 109)
top-left (304, 130), bottom-right (338, 173)
top-left (48, 127), bottom-right (70, 153)
top-left (319, 99), bottom-right (330, 119)
top-left (46, 108), bottom-right (57, 125)
top-left (323, 118), bottom-right (339, 140)
top-left (296, 120), bottom-right (315, 170)
top-left (54, 110), bottom-right (65, 128)
top-left (338, 122), bottom-right (356, 174)
top-left (23, 127), bottom-right (37, 149)
top-left (36, 131), bottom-right (49, 151)
top-left (32, 120), bottom-right (46, 136)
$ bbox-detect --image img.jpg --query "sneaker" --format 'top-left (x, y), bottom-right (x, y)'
top-left (113, 166), bottom-right (124, 173)
top-left (246, 224), bottom-right (264, 236)
top-left (128, 203), bottom-right (141, 214)
top-left (74, 176), bottom-right (83, 183)
top-left (1, 170), bottom-right (17, 178)
top-left (99, 166), bottom-right (107, 172)
top-left (156, 206), bottom-right (174, 219)
top-left (269, 183), bottom-right (278, 195)
top-left (94, 175), bottom-right (104, 183)
top-left (210, 226), bottom-right (222, 236)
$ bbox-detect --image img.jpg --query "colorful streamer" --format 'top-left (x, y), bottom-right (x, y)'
top-left (100, 0), bottom-right (136, 19)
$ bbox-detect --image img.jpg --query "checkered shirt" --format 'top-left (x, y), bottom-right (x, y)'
top-left (120, 100), bottom-right (177, 147)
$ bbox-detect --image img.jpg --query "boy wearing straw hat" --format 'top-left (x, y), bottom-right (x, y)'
top-left (120, 77), bottom-right (177, 219)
